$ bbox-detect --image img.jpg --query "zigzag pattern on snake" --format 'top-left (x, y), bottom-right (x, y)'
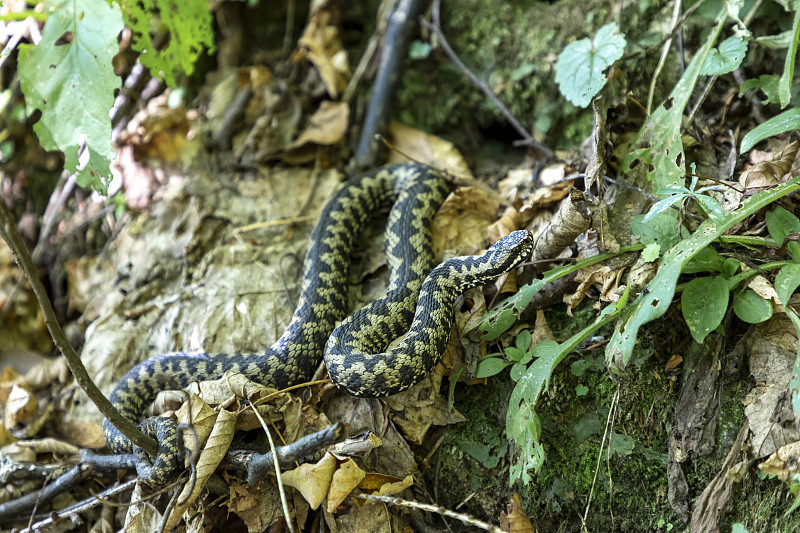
top-left (104, 162), bottom-right (534, 485)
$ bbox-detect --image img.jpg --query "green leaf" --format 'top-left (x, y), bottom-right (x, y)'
top-left (694, 194), bottom-right (724, 219)
top-left (632, 212), bottom-right (681, 248)
top-left (723, 257), bottom-right (740, 278)
top-left (756, 31), bottom-right (794, 49)
top-left (505, 347), bottom-right (526, 362)
top-left (789, 241), bottom-right (800, 262)
top-left (741, 108), bottom-right (800, 153)
top-left (683, 246), bottom-right (725, 274)
top-left (516, 329), bottom-right (532, 352)
top-left (731, 523), bottom-right (749, 533)
top-left (780, 9), bottom-right (800, 108)
top-left (555, 22), bottom-right (626, 107)
top-left (681, 276), bottom-right (729, 343)
top-left (766, 205), bottom-right (800, 245)
top-left (733, 289), bottom-right (773, 323)
top-left (775, 263), bottom-right (800, 305)
top-left (510, 362), bottom-right (528, 381)
top-left (607, 176), bottom-right (800, 371)
top-left (18, 0), bottom-right (123, 194)
top-left (739, 75), bottom-right (781, 104)
top-left (621, 7), bottom-right (727, 193)
top-left (120, 0), bottom-right (215, 87)
top-left (575, 384), bottom-right (589, 396)
top-left (409, 40), bottom-right (431, 60)
top-left (510, 63), bottom-right (536, 82)
top-left (475, 357), bottom-right (512, 378)
top-left (642, 243), bottom-right (661, 262)
top-left (642, 196), bottom-right (683, 222)
top-left (701, 35), bottom-right (748, 75)
top-left (608, 432), bottom-right (635, 456)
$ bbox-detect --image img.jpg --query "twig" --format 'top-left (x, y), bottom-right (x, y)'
top-left (420, 0), bottom-right (553, 157)
top-left (356, 493), bottom-right (505, 533)
top-left (0, 197), bottom-right (157, 457)
top-left (248, 400), bottom-right (295, 533)
top-left (353, 0), bottom-right (429, 169)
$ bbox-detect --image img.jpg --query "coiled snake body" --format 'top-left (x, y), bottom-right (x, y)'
top-left (104, 163), bottom-right (534, 484)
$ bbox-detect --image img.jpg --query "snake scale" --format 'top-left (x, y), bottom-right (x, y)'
top-left (104, 162), bottom-right (534, 485)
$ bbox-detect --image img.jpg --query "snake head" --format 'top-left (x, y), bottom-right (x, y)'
top-left (485, 230), bottom-right (534, 273)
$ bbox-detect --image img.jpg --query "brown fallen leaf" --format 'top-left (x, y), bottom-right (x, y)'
top-left (295, 6), bottom-right (349, 98)
top-left (165, 408), bottom-right (237, 531)
top-left (282, 452), bottom-right (338, 510)
top-left (758, 440), bottom-right (800, 481)
top-left (738, 140), bottom-right (798, 189)
top-left (499, 493), bottom-right (535, 532)
top-left (327, 458), bottom-right (366, 513)
top-left (387, 121), bottom-right (473, 179)
top-left (291, 101), bottom-right (349, 148)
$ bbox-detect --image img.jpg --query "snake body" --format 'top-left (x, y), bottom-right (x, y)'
top-left (104, 163), bottom-right (533, 485)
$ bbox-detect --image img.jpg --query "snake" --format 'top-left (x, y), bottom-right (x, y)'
top-left (104, 162), bottom-right (534, 485)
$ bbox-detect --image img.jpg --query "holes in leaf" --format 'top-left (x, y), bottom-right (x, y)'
top-left (676, 152), bottom-right (683, 168)
top-left (629, 158), bottom-right (640, 170)
top-left (55, 32), bottom-right (74, 46)
top-left (663, 97), bottom-right (674, 110)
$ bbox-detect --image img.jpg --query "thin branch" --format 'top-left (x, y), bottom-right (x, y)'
top-left (420, 0), bottom-right (553, 157)
top-left (0, 197), bottom-right (157, 457)
top-left (356, 493), bottom-right (505, 533)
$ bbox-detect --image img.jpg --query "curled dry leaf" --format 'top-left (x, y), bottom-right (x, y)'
top-left (356, 473), bottom-right (413, 496)
top-left (738, 140), bottom-right (798, 190)
top-left (165, 408), bottom-right (237, 531)
top-left (758, 440), bottom-right (800, 481)
top-left (282, 451), bottom-right (338, 510)
top-left (295, 7), bottom-right (349, 98)
top-left (291, 101), bottom-right (349, 148)
top-left (4, 383), bottom-right (36, 428)
top-left (177, 394), bottom-right (219, 456)
top-left (499, 493), bottom-right (535, 533)
top-left (326, 458), bottom-right (366, 513)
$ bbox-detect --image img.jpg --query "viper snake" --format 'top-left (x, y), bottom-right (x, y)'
top-left (104, 163), bottom-right (534, 485)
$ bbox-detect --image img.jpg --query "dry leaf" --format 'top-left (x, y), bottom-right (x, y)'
top-left (4, 383), bottom-right (36, 428)
top-left (326, 458), bottom-right (366, 513)
top-left (291, 101), bottom-right (348, 148)
top-left (295, 7), bottom-right (349, 98)
top-left (227, 483), bottom-right (262, 531)
top-left (665, 355), bottom-right (683, 372)
top-left (738, 140), bottom-right (798, 189)
top-left (387, 121), bottom-right (472, 179)
top-left (758, 440), bottom-right (800, 481)
top-left (177, 394), bottom-right (219, 456)
top-left (282, 452), bottom-right (338, 510)
top-left (59, 419), bottom-right (105, 448)
top-left (499, 493), bottom-right (535, 532)
top-left (165, 408), bottom-right (237, 531)
top-left (432, 187), bottom-right (500, 256)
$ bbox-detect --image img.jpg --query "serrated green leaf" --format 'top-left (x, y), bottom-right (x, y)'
top-left (121, 0), bottom-right (215, 87)
top-left (741, 108), bottom-right (800, 152)
top-left (642, 243), bottom-right (661, 262)
top-left (18, 0), bottom-right (123, 194)
top-left (766, 205), bottom-right (800, 244)
top-left (555, 22), bottom-right (626, 108)
top-left (733, 289), bottom-right (773, 323)
top-left (776, 263), bottom-right (800, 305)
top-left (475, 357), bottom-right (512, 378)
top-left (681, 276), bottom-right (729, 343)
top-left (701, 35), bottom-right (748, 75)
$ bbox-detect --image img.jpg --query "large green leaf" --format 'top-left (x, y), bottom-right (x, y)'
top-left (607, 176), bottom-right (800, 371)
top-left (18, 0), bottom-right (123, 193)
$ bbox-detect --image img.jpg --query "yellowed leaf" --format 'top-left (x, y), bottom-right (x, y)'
top-left (759, 441), bottom-right (800, 481)
top-left (499, 493), bottom-right (535, 533)
top-left (326, 458), bottom-right (366, 513)
top-left (60, 419), bottom-right (105, 448)
top-left (282, 451), bottom-right (337, 510)
top-left (739, 140), bottom-right (798, 189)
top-left (295, 8), bottom-right (349, 98)
top-left (5, 383), bottom-right (36, 428)
top-left (432, 187), bottom-right (500, 256)
top-left (386, 121), bottom-right (472, 179)
top-left (375, 474), bottom-right (413, 496)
